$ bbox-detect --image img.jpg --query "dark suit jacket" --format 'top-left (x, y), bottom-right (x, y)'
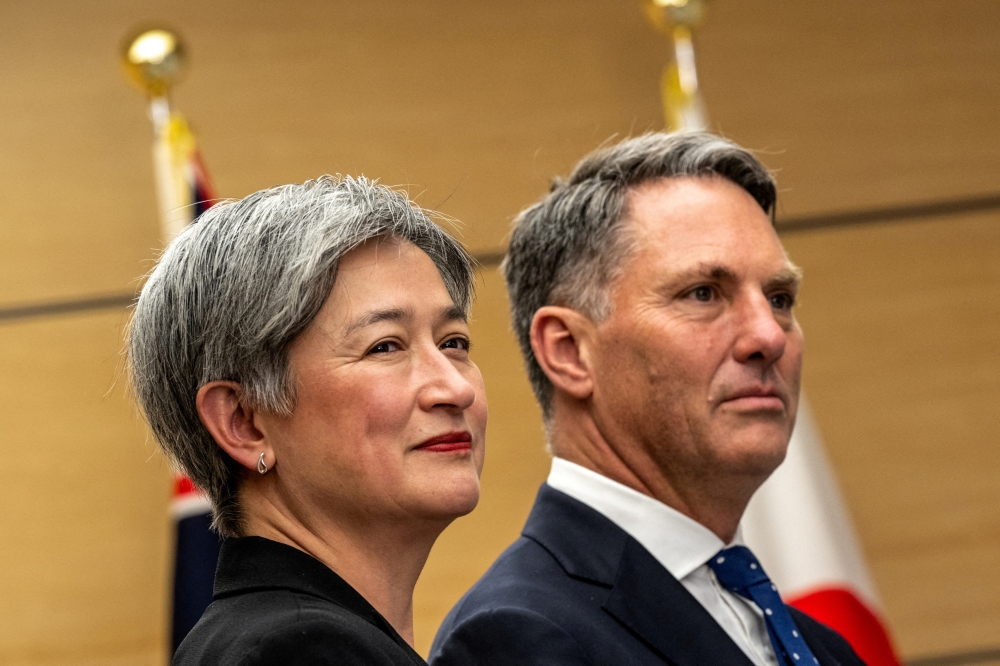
top-left (174, 536), bottom-right (427, 666)
top-left (430, 484), bottom-right (865, 666)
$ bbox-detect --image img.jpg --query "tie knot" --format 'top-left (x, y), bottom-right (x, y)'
top-left (707, 545), bottom-right (772, 594)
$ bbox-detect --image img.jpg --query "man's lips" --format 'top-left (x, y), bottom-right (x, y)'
top-left (414, 431), bottom-right (473, 453)
top-left (718, 386), bottom-right (786, 410)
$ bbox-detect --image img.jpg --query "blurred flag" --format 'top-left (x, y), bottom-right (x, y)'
top-left (659, 23), bottom-right (708, 132)
top-left (149, 96), bottom-right (222, 654)
top-left (169, 475), bottom-right (221, 653)
top-left (151, 99), bottom-right (217, 238)
top-left (742, 399), bottom-right (901, 666)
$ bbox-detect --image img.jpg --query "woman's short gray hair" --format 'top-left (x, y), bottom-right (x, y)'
top-left (127, 175), bottom-right (475, 537)
top-left (502, 132), bottom-right (777, 417)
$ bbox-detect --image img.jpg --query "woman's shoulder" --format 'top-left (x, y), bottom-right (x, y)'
top-left (174, 588), bottom-right (426, 666)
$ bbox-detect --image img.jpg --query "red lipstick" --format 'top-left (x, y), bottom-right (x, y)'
top-left (414, 431), bottom-right (473, 453)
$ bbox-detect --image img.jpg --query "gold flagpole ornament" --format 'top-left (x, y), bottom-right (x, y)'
top-left (122, 28), bottom-right (186, 98)
top-left (121, 27), bottom-right (200, 241)
top-left (642, 0), bottom-right (708, 132)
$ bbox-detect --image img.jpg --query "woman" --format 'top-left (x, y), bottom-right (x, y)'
top-left (128, 176), bottom-right (487, 665)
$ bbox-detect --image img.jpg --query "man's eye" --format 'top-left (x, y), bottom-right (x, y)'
top-left (769, 293), bottom-right (795, 310)
top-left (441, 337), bottom-right (471, 352)
top-left (690, 286), bottom-right (714, 302)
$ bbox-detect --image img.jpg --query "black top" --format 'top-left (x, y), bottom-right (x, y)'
top-left (174, 536), bottom-right (427, 666)
top-left (431, 484), bottom-right (865, 666)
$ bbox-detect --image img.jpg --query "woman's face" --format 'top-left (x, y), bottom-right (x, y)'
top-left (261, 238), bottom-right (487, 528)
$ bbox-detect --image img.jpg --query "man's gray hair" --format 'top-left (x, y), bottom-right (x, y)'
top-left (127, 175), bottom-right (475, 537)
top-left (502, 132), bottom-right (777, 416)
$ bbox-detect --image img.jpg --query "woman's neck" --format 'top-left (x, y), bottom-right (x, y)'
top-left (241, 488), bottom-right (447, 647)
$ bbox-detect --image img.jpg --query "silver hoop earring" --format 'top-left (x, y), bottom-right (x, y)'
top-left (257, 452), bottom-right (268, 475)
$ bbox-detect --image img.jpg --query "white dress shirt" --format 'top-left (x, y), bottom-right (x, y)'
top-left (547, 457), bottom-right (779, 666)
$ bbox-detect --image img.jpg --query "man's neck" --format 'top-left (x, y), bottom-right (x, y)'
top-left (547, 403), bottom-right (759, 544)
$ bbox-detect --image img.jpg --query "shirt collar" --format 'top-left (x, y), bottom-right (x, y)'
top-left (547, 457), bottom-right (741, 580)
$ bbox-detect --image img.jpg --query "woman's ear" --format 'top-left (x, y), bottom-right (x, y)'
top-left (196, 381), bottom-right (272, 473)
top-left (530, 305), bottom-right (595, 401)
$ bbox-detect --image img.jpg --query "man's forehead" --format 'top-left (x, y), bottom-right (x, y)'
top-left (624, 176), bottom-right (771, 228)
top-left (623, 177), bottom-right (801, 282)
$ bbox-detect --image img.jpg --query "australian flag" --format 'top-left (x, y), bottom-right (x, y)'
top-left (169, 475), bottom-right (222, 653)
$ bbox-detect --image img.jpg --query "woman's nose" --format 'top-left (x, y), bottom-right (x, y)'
top-left (417, 346), bottom-right (479, 412)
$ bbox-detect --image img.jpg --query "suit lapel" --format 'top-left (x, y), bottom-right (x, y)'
top-left (789, 607), bottom-right (855, 666)
top-left (524, 486), bottom-right (756, 666)
top-left (603, 538), bottom-right (756, 666)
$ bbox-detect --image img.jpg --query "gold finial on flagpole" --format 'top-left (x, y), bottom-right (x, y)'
top-left (121, 26), bottom-right (192, 241)
top-left (643, 0), bottom-right (705, 35)
top-left (121, 27), bottom-right (187, 98)
top-left (642, 0), bottom-right (708, 132)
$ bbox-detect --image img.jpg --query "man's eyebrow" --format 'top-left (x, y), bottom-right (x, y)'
top-left (672, 263), bottom-right (740, 284)
top-left (768, 265), bottom-right (804, 290)
top-left (344, 307), bottom-right (410, 336)
top-left (666, 263), bottom-right (803, 288)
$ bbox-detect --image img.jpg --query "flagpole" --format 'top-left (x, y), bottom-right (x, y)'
top-left (642, 0), bottom-right (708, 132)
top-left (122, 28), bottom-right (189, 242)
top-left (149, 96), bottom-right (188, 241)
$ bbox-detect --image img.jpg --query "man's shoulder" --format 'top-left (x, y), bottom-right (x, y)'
top-left (447, 531), bottom-right (602, 617)
top-left (175, 589), bottom-right (421, 666)
top-left (429, 532), bottom-right (622, 666)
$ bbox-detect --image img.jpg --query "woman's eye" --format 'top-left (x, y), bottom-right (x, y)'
top-left (441, 337), bottom-right (471, 352)
top-left (769, 293), bottom-right (795, 310)
top-left (368, 341), bottom-right (400, 355)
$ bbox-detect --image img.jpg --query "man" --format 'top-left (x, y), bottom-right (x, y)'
top-left (430, 133), bottom-right (865, 665)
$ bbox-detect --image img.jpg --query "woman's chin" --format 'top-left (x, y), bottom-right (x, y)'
top-left (411, 475), bottom-right (481, 522)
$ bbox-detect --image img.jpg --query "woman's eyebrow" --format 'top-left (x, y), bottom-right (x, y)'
top-left (439, 304), bottom-right (469, 324)
top-left (344, 307), bottom-right (411, 336)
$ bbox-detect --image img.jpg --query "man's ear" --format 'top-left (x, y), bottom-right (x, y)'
top-left (530, 305), bottom-right (595, 401)
top-left (196, 381), bottom-right (272, 474)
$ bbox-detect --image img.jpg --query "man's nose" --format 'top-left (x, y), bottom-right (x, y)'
top-left (732, 293), bottom-right (787, 365)
top-left (417, 345), bottom-right (478, 412)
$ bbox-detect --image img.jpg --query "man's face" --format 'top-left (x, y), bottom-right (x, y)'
top-left (588, 176), bottom-right (803, 490)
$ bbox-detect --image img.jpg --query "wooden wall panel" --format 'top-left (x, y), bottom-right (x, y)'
top-left (0, 0), bottom-right (998, 662)
top-left (5, 0), bottom-right (997, 301)
top-left (0, 312), bottom-right (172, 665)
top-left (698, 0), bottom-right (1000, 218)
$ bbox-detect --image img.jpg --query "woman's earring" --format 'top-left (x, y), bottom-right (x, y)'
top-left (257, 452), bottom-right (268, 475)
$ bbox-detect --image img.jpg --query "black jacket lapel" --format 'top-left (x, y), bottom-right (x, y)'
top-left (603, 538), bottom-right (757, 666)
top-left (524, 485), bottom-right (756, 666)
top-left (789, 607), bottom-right (866, 666)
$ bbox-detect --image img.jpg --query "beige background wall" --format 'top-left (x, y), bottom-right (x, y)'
top-left (0, 1), bottom-right (997, 663)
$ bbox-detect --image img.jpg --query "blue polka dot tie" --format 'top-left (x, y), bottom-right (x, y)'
top-left (707, 546), bottom-right (819, 666)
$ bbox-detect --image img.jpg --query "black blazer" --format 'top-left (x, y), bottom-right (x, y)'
top-left (430, 484), bottom-right (865, 666)
top-left (174, 536), bottom-right (427, 666)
